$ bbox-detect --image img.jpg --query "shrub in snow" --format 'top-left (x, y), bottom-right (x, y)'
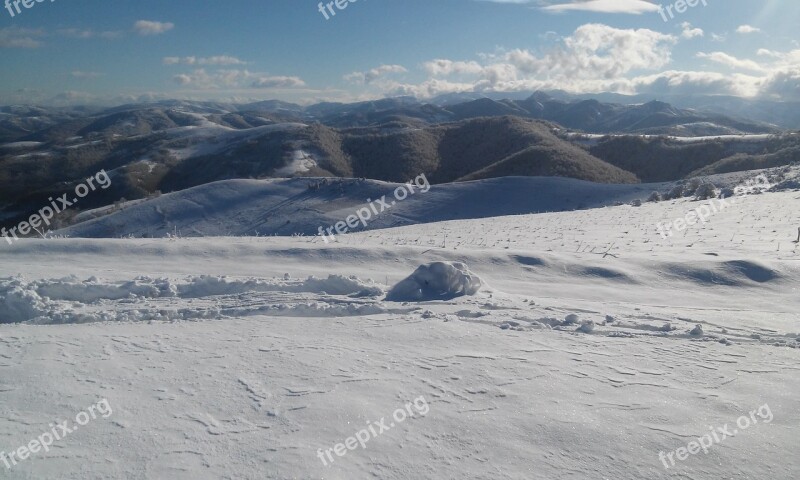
top-left (386, 262), bottom-right (482, 301)
top-left (718, 187), bottom-right (735, 199)
top-left (630, 199), bottom-right (642, 207)
top-left (685, 178), bottom-right (703, 197)
top-left (666, 184), bottom-right (685, 200)
top-left (773, 179), bottom-right (800, 191)
top-left (694, 182), bottom-right (717, 200)
top-left (647, 191), bottom-right (663, 202)
top-left (690, 324), bottom-right (704, 336)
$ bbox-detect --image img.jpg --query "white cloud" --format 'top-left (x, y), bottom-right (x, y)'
top-left (540, 0), bottom-right (659, 14)
top-left (348, 23), bottom-right (800, 101)
top-left (630, 70), bottom-right (761, 97)
top-left (58, 29), bottom-right (123, 40)
top-left (680, 22), bottom-right (703, 39)
top-left (423, 60), bottom-right (485, 77)
top-left (163, 56), bottom-right (248, 66)
top-left (133, 20), bottom-right (175, 36)
top-left (173, 74), bottom-right (193, 86)
top-left (251, 76), bottom-right (307, 88)
top-left (344, 65), bottom-right (408, 85)
top-left (761, 69), bottom-right (800, 100)
top-left (476, 0), bottom-right (659, 14)
top-left (170, 69), bottom-right (306, 90)
top-left (757, 49), bottom-right (782, 59)
top-left (496, 24), bottom-right (676, 80)
top-left (736, 25), bottom-right (761, 34)
top-left (696, 52), bottom-right (766, 73)
top-left (0, 27), bottom-right (46, 48)
top-left (382, 24), bottom-right (678, 98)
top-left (171, 69), bottom-right (247, 88)
top-left (0, 26), bottom-right (124, 49)
top-left (390, 78), bottom-right (481, 98)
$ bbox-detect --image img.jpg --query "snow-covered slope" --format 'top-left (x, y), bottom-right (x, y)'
top-left (0, 178), bottom-right (798, 478)
top-left (56, 167), bottom-right (796, 241)
top-left (55, 176), bottom-right (667, 239)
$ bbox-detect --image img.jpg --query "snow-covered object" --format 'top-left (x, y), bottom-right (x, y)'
top-left (386, 262), bottom-right (482, 301)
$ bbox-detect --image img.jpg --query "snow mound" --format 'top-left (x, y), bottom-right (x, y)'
top-left (0, 278), bottom-right (49, 323)
top-left (386, 262), bottom-right (482, 302)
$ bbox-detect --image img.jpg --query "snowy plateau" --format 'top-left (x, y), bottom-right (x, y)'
top-left (0, 167), bottom-right (799, 480)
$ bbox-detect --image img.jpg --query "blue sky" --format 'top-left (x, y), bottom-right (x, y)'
top-left (1, 0), bottom-right (798, 105)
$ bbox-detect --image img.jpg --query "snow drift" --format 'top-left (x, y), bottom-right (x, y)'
top-left (0, 274), bottom-right (386, 324)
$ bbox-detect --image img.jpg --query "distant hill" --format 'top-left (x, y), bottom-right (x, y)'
top-left (432, 117), bottom-right (636, 183)
top-left (441, 96), bottom-right (776, 136)
top-left (589, 134), bottom-right (799, 182)
top-left (458, 145), bottom-right (636, 184)
top-left (0, 115), bottom-right (639, 231)
top-left (690, 138), bottom-right (800, 176)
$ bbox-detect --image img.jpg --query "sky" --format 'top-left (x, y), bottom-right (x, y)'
top-left (0, 0), bottom-right (798, 106)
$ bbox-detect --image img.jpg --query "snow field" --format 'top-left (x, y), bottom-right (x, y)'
top-left (0, 176), bottom-right (798, 479)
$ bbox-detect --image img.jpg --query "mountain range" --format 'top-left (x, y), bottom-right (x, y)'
top-left (1, 91), bottom-right (788, 145)
top-left (2, 93), bottom-right (799, 233)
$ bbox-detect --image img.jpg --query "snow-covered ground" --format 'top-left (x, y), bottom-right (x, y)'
top-left (166, 122), bottom-right (308, 161)
top-left (1, 174), bottom-right (799, 479)
top-left (274, 150), bottom-right (318, 177)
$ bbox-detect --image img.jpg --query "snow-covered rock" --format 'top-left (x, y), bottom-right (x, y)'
top-left (386, 262), bottom-right (482, 301)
